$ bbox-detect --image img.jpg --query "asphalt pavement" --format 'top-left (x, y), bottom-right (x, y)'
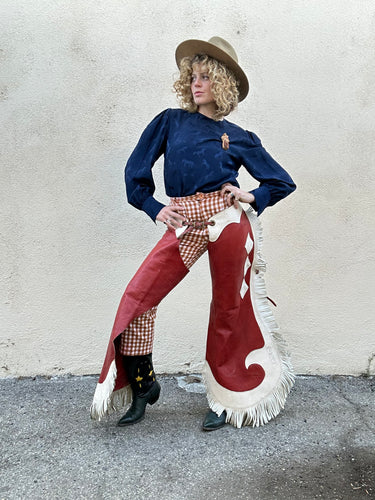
top-left (0, 374), bottom-right (374, 500)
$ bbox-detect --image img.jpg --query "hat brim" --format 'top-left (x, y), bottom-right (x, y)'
top-left (175, 39), bottom-right (249, 102)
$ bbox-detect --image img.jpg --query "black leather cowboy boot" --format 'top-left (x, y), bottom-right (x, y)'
top-left (117, 354), bottom-right (161, 426)
top-left (202, 409), bottom-right (227, 431)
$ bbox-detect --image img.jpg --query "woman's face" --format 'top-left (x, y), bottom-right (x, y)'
top-left (190, 64), bottom-right (215, 109)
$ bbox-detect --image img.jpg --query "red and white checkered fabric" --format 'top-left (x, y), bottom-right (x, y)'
top-left (119, 191), bottom-right (226, 356)
top-left (173, 190), bottom-right (226, 268)
top-left (120, 306), bottom-right (157, 356)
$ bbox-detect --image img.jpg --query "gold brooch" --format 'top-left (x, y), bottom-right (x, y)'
top-left (221, 133), bottom-right (230, 150)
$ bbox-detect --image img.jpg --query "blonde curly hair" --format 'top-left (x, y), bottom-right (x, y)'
top-left (173, 54), bottom-right (239, 121)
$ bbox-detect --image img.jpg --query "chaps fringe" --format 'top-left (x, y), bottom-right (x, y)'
top-left (90, 360), bottom-right (132, 421)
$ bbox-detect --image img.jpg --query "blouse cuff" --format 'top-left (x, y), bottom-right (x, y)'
top-left (250, 186), bottom-right (271, 216)
top-left (142, 196), bottom-right (166, 222)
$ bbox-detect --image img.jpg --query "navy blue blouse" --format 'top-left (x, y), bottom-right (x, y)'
top-left (125, 108), bottom-right (296, 221)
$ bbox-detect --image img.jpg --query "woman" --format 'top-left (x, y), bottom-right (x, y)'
top-left (91, 37), bottom-right (296, 431)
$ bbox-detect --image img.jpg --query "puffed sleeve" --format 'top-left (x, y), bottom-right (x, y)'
top-left (125, 109), bottom-right (170, 221)
top-left (242, 131), bottom-right (296, 215)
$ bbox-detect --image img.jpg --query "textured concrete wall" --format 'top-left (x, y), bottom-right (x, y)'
top-left (1, 0), bottom-right (374, 377)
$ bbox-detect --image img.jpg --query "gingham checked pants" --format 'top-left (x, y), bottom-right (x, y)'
top-left (120, 191), bottom-right (226, 356)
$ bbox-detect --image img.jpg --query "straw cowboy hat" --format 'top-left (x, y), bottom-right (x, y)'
top-left (175, 36), bottom-right (249, 102)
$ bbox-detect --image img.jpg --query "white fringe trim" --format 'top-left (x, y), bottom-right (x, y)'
top-left (203, 207), bottom-right (295, 428)
top-left (90, 360), bottom-right (132, 420)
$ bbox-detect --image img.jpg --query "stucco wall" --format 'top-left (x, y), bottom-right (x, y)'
top-left (1, 0), bottom-right (374, 377)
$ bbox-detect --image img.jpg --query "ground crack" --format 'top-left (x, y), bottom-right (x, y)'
top-left (332, 380), bottom-right (374, 433)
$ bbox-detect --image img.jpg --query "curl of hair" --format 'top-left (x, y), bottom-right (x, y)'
top-left (173, 55), bottom-right (239, 121)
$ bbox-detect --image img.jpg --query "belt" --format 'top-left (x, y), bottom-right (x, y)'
top-left (175, 219), bottom-right (216, 239)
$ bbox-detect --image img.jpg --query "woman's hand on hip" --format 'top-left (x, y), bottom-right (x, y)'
top-left (220, 183), bottom-right (255, 209)
top-left (156, 205), bottom-right (186, 229)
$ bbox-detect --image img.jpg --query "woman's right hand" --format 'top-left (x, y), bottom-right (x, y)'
top-left (156, 205), bottom-right (186, 229)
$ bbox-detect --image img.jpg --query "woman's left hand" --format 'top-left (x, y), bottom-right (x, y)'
top-left (220, 183), bottom-right (255, 209)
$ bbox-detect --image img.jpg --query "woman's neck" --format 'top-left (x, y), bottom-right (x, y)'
top-left (197, 102), bottom-right (217, 119)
